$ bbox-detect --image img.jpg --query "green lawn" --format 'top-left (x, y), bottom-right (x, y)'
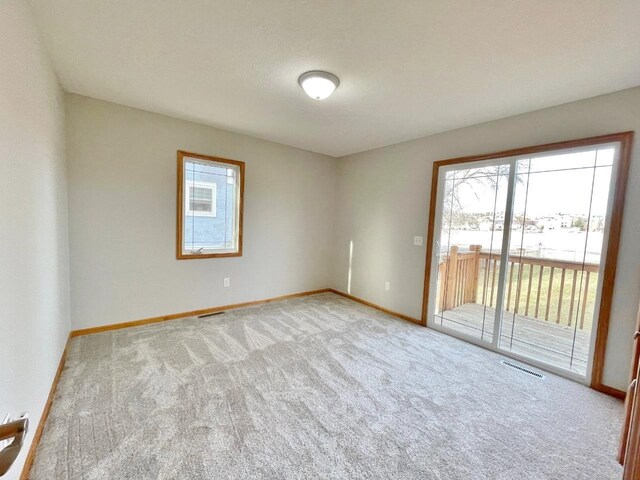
top-left (476, 261), bottom-right (598, 331)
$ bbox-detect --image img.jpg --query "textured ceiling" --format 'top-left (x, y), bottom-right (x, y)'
top-left (28, 0), bottom-right (640, 157)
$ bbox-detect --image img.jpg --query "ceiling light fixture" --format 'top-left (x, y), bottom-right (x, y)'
top-left (298, 71), bottom-right (340, 100)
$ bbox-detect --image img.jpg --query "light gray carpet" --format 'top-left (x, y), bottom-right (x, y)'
top-left (31, 293), bottom-right (623, 479)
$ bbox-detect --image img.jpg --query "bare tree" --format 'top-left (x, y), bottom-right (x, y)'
top-left (442, 165), bottom-right (513, 229)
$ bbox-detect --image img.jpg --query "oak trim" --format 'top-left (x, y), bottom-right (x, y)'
top-left (20, 334), bottom-right (71, 480)
top-left (592, 384), bottom-right (626, 400)
top-left (70, 289), bottom-right (332, 337)
top-left (329, 289), bottom-right (422, 325)
top-left (592, 132), bottom-right (634, 388)
top-left (618, 301), bottom-right (640, 463)
top-left (176, 150), bottom-right (245, 260)
top-left (421, 131), bottom-right (634, 391)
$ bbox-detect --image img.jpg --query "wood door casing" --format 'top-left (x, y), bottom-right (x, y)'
top-left (621, 300), bottom-right (640, 471)
top-left (623, 368), bottom-right (640, 479)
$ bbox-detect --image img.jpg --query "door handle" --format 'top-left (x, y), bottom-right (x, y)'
top-left (0, 414), bottom-right (29, 476)
top-left (634, 331), bottom-right (640, 339)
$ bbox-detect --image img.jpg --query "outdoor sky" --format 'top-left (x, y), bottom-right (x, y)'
top-left (447, 147), bottom-right (615, 218)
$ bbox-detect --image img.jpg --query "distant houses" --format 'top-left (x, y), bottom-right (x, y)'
top-left (448, 211), bottom-right (605, 232)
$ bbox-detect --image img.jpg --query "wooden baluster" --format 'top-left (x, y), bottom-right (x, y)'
top-left (567, 270), bottom-right (578, 327)
top-left (556, 269), bottom-right (566, 324)
top-left (481, 258), bottom-right (489, 305)
top-left (535, 266), bottom-right (544, 318)
top-left (453, 257), bottom-right (459, 308)
top-left (465, 259), bottom-right (471, 304)
top-left (514, 261), bottom-right (524, 314)
top-left (444, 246), bottom-right (458, 311)
top-left (457, 260), bottom-right (463, 307)
top-left (464, 259), bottom-right (469, 304)
top-left (525, 264), bottom-right (534, 317)
top-left (458, 256), bottom-right (463, 307)
top-left (461, 259), bottom-right (467, 305)
top-left (456, 260), bottom-right (460, 307)
top-left (490, 258), bottom-right (497, 307)
top-left (462, 260), bottom-right (468, 305)
top-left (506, 262), bottom-right (514, 311)
top-left (468, 259), bottom-right (472, 303)
top-left (464, 259), bottom-right (468, 304)
top-left (461, 260), bottom-right (467, 305)
top-left (437, 262), bottom-right (446, 312)
top-left (580, 271), bottom-right (591, 329)
top-left (545, 267), bottom-right (555, 321)
top-left (439, 256), bottom-right (449, 312)
top-left (469, 245), bottom-right (482, 304)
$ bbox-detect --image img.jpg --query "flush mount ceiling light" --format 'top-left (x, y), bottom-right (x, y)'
top-left (298, 70), bottom-right (340, 100)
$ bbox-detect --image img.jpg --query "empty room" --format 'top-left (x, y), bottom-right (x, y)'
top-left (3, 1), bottom-right (640, 478)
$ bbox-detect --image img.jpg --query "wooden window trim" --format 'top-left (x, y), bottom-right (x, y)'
top-left (176, 150), bottom-right (245, 260)
top-left (420, 131), bottom-right (634, 390)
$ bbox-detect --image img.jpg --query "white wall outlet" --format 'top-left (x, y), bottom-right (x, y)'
top-left (413, 236), bottom-right (424, 246)
top-left (223, 277), bottom-right (230, 287)
top-left (384, 281), bottom-right (391, 291)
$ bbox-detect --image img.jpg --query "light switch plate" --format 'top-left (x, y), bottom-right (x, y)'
top-left (223, 277), bottom-right (230, 287)
top-left (413, 236), bottom-right (424, 246)
top-left (384, 281), bottom-right (391, 291)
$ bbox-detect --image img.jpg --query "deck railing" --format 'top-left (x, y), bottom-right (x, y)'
top-left (437, 245), bottom-right (599, 329)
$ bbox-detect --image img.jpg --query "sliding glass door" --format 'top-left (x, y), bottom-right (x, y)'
top-left (432, 160), bottom-right (511, 343)
top-left (427, 143), bottom-right (619, 380)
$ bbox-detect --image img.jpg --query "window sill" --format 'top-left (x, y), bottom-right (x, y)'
top-left (177, 250), bottom-right (242, 260)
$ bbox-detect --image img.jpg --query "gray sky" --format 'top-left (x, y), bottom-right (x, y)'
top-left (448, 147), bottom-right (614, 218)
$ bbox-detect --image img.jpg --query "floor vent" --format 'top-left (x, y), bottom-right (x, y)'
top-left (198, 311), bottom-right (225, 318)
top-left (501, 360), bottom-right (545, 379)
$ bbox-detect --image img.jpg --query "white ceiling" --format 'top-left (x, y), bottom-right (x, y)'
top-left (28, 0), bottom-right (640, 157)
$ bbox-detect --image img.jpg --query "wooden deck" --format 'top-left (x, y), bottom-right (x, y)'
top-left (435, 303), bottom-right (591, 375)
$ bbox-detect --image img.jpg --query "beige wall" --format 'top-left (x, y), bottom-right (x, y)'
top-left (331, 87), bottom-right (640, 390)
top-left (66, 94), bottom-right (337, 330)
top-left (0, 1), bottom-right (70, 478)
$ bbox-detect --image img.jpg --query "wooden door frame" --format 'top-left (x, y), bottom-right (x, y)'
top-left (421, 131), bottom-right (634, 391)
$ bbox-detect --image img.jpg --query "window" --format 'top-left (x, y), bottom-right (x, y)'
top-left (187, 183), bottom-right (216, 217)
top-left (177, 151), bottom-right (244, 259)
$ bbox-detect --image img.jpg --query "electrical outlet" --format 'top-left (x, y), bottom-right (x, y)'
top-left (223, 277), bottom-right (230, 287)
top-left (413, 236), bottom-right (423, 246)
top-left (384, 281), bottom-right (391, 291)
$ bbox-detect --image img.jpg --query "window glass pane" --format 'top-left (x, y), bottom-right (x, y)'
top-left (434, 164), bottom-right (511, 343)
top-left (182, 157), bottom-right (240, 254)
top-left (499, 148), bottom-right (614, 376)
top-left (595, 147), bottom-right (615, 167)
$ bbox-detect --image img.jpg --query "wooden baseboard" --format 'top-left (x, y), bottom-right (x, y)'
top-left (592, 383), bottom-right (626, 400)
top-left (328, 289), bottom-right (423, 325)
top-left (70, 289), bottom-right (332, 337)
top-left (71, 288), bottom-right (421, 339)
top-left (20, 334), bottom-right (71, 480)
